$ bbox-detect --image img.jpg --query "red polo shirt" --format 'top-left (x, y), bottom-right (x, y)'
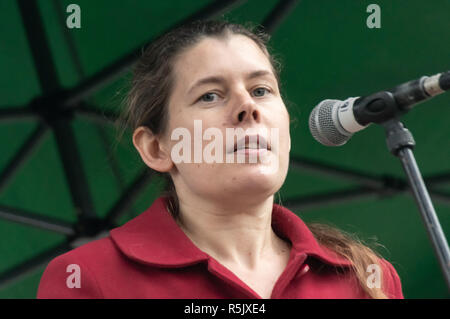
top-left (37, 196), bottom-right (404, 299)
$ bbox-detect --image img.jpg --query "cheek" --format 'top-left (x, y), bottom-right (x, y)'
top-left (271, 112), bottom-right (291, 152)
top-left (175, 162), bottom-right (224, 195)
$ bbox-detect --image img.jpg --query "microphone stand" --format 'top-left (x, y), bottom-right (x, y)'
top-left (382, 118), bottom-right (450, 293)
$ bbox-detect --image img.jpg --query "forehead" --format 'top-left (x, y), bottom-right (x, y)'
top-left (172, 35), bottom-right (273, 89)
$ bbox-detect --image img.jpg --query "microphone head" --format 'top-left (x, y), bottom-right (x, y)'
top-left (308, 99), bottom-right (353, 146)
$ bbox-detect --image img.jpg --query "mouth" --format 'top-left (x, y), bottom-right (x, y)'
top-left (232, 134), bottom-right (271, 153)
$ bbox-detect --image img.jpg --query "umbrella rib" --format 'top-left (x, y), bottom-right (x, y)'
top-left (0, 241), bottom-right (72, 291)
top-left (283, 187), bottom-right (378, 212)
top-left (18, 0), bottom-right (97, 220)
top-left (76, 105), bottom-right (119, 125)
top-left (74, 107), bottom-right (133, 212)
top-left (424, 172), bottom-right (450, 187)
top-left (90, 120), bottom-right (132, 214)
top-left (50, 0), bottom-right (85, 80)
top-left (260, 0), bottom-right (301, 35)
top-left (283, 185), bottom-right (450, 211)
top-left (105, 168), bottom-right (154, 226)
top-left (50, 0), bottom-right (133, 222)
top-left (290, 155), bottom-right (389, 189)
top-left (0, 122), bottom-right (48, 193)
top-left (0, 204), bottom-right (75, 236)
top-left (428, 189), bottom-right (450, 206)
top-left (51, 118), bottom-right (97, 220)
top-left (17, 0), bottom-right (60, 94)
top-left (290, 156), bottom-right (450, 207)
top-left (0, 107), bottom-right (38, 123)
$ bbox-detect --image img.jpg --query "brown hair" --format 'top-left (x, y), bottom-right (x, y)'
top-left (116, 19), bottom-right (388, 299)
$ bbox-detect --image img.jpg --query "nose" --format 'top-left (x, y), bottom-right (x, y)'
top-left (231, 90), bottom-right (261, 125)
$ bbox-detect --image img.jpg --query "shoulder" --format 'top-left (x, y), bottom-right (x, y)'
top-left (378, 258), bottom-right (404, 299)
top-left (37, 236), bottom-right (118, 299)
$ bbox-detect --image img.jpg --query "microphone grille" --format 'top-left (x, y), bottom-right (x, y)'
top-left (308, 99), bottom-right (351, 146)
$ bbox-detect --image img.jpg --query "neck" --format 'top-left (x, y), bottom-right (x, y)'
top-left (174, 193), bottom-right (289, 270)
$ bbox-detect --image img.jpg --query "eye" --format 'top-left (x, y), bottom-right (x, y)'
top-left (196, 87), bottom-right (271, 104)
top-left (197, 92), bottom-right (219, 103)
top-left (252, 87), bottom-right (271, 97)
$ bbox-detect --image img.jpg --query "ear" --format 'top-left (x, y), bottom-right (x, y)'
top-left (132, 126), bottom-right (173, 173)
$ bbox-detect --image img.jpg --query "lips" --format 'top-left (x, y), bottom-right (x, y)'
top-left (232, 134), bottom-right (271, 153)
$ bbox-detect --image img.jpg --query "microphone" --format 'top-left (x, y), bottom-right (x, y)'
top-left (309, 71), bottom-right (450, 146)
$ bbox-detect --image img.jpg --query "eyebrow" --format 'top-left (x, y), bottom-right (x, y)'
top-left (187, 69), bottom-right (275, 95)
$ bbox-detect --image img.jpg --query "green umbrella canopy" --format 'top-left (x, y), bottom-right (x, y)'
top-left (0, 0), bottom-right (449, 298)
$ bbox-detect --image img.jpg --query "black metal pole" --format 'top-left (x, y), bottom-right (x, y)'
top-left (383, 118), bottom-right (450, 293)
top-left (398, 148), bottom-right (450, 291)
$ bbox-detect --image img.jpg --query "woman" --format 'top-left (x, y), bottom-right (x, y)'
top-left (37, 19), bottom-right (403, 299)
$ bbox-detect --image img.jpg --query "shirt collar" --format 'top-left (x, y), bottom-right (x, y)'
top-left (110, 196), bottom-right (353, 268)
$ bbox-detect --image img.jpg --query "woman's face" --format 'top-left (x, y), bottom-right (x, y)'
top-left (162, 34), bottom-right (291, 205)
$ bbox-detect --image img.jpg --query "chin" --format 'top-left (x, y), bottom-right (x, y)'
top-left (231, 172), bottom-right (283, 195)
